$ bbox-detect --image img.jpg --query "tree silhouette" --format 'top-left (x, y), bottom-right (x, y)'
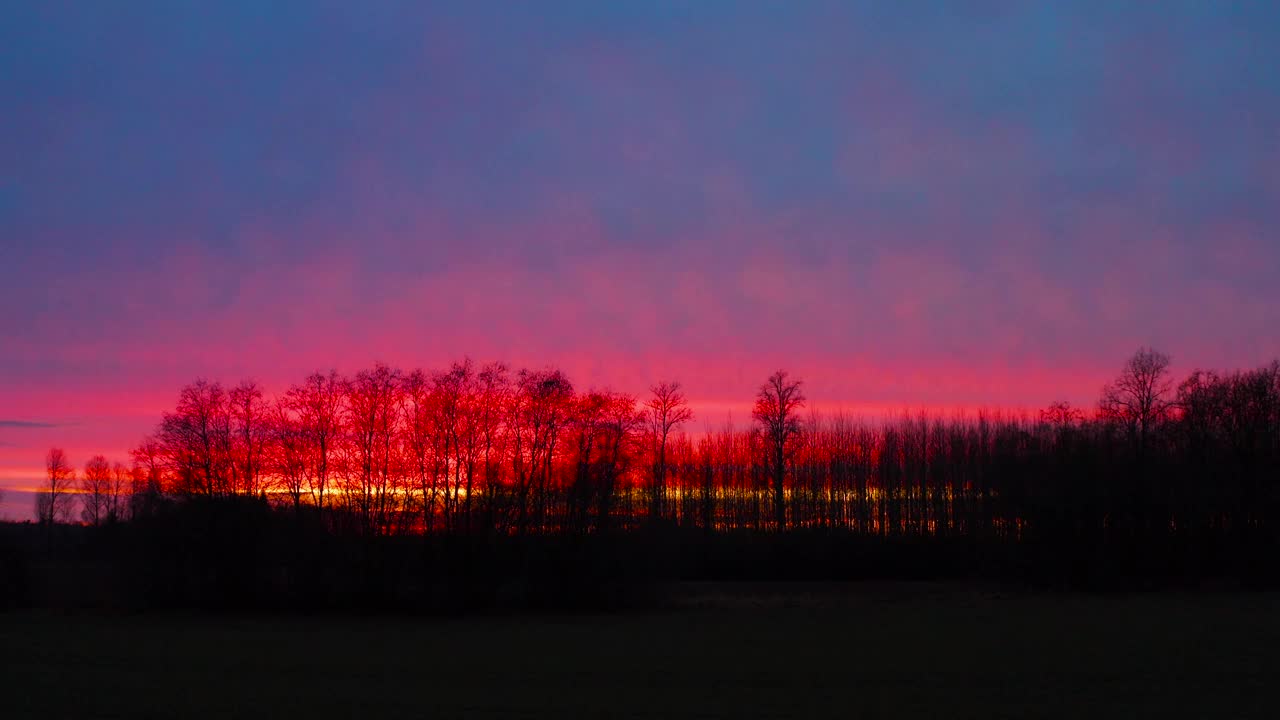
top-left (230, 380), bottom-right (267, 497)
top-left (27, 348), bottom-right (1280, 604)
top-left (109, 461), bottom-right (130, 523)
top-left (268, 397), bottom-right (309, 513)
top-left (36, 447), bottom-right (76, 525)
top-left (342, 363), bottom-right (406, 536)
top-left (1100, 347), bottom-right (1173, 460)
top-left (645, 381), bottom-right (693, 522)
top-left (159, 379), bottom-right (233, 497)
top-left (129, 436), bottom-right (166, 518)
top-left (753, 370), bottom-right (805, 531)
top-left (286, 370), bottom-right (344, 515)
top-left (81, 455), bottom-right (112, 526)
top-left (1041, 401), bottom-right (1084, 427)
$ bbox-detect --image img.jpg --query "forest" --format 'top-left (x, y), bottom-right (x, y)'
top-left (6, 347), bottom-right (1280, 609)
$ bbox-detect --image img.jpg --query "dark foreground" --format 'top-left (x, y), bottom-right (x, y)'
top-left (3, 584), bottom-right (1278, 719)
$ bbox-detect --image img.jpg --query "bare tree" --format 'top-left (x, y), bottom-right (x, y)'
top-left (433, 360), bottom-right (479, 531)
top-left (1101, 347), bottom-right (1174, 459)
top-left (510, 369), bottom-right (574, 534)
top-left (230, 380), bottom-right (267, 497)
top-left (1041, 401), bottom-right (1084, 428)
top-left (342, 363), bottom-right (406, 536)
top-left (268, 397), bottom-right (309, 513)
top-left (645, 381), bottom-right (693, 522)
top-left (569, 391), bottom-right (608, 533)
top-left (129, 436), bottom-right (167, 518)
top-left (158, 379), bottom-right (233, 496)
top-left (598, 391), bottom-right (642, 531)
top-left (474, 361), bottom-right (510, 526)
top-left (753, 370), bottom-right (805, 531)
top-left (286, 370), bottom-right (345, 515)
top-left (36, 447), bottom-right (76, 525)
top-left (401, 368), bottom-right (442, 533)
top-left (81, 455), bottom-right (111, 526)
top-left (108, 461), bottom-right (130, 523)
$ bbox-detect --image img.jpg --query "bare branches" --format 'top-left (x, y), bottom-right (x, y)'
top-left (80, 455), bottom-right (111, 526)
top-left (754, 370), bottom-right (805, 531)
top-left (37, 447), bottom-right (76, 525)
top-left (646, 380), bottom-right (693, 521)
top-left (342, 363), bottom-right (406, 536)
top-left (230, 380), bottom-right (267, 497)
top-left (1100, 347), bottom-right (1174, 457)
top-left (753, 370), bottom-right (806, 447)
top-left (1041, 401), bottom-right (1084, 427)
top-left (286, 370), bottom-right (344, 513)
top-left (647, 381), bottom-right (694, 439)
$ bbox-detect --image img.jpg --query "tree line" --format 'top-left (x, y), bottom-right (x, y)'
top-left (32, 349), bottom-right (1280, 553)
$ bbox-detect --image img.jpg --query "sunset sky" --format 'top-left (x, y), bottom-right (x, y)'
top-left (3, 2), bottom-right (1279, 517)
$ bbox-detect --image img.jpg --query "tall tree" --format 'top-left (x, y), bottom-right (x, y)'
top-left (1100, 347), bottom-right (1173, 461)
top-left (473, 361), bottom-right (510, 526)
top-left (268, 397), bottom-right (309, 513)
top-left (342, 363), bottom-right (406, 536)
top-left (286, 371), bottom-right (345, 514)
top-left (230, 380), bottom-right (267, 497)
top-left (753, 370), bottom-right (805, 531)
top-left (37, 447), bottom-right (76, 525)
top-left (645, 381), bottom-right (693, 522)
top-left (81, 455), bottom-right (112, 526)
top-left (598, 391), bottom-right (642, 532)
top-left (401, 368), bottom-right (442, 533)
top-left (158, 379), bottom-right (233, 496)
top-left (108, 461), bottom-right (130, 523)
top-left (510, 369), bottom-right (574, 533)
top-left (433, 360), bottom-right (479, 531)
top-left (129, 436), bottom-right (166, 518)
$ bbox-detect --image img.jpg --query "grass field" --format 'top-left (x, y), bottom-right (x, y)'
top-left (3, 584), bottom-right (1278, 718)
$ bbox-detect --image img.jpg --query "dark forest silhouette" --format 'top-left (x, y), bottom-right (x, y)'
top-left (6, 348), bottom-right (1280, 609)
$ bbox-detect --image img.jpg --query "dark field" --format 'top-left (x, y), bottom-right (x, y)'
top-left (3, 584), bottom-right (1278, 719)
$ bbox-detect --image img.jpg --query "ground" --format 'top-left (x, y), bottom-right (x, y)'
top-left (3, 584), bottom-right (1278, 718)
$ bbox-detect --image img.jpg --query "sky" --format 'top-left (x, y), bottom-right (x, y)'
top-left (3, 1), bottom-right (1279, 517)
